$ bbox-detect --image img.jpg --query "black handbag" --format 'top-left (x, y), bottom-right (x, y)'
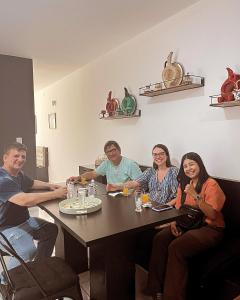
top-left (176, 193), bottom-right (204, 230)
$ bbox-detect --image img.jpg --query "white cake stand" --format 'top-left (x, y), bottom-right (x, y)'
top-left (59, 197), bottom-right (102, 215)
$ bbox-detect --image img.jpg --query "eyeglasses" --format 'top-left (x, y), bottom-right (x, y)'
top-left (105, 148), bottom-right (118, 155)
top-left (152, 152), bottom-right (166, 158)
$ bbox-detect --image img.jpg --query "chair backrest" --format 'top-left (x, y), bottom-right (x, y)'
top-left (0, 232), bottom-right (47, 298)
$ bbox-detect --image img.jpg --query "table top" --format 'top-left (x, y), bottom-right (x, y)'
top-left (40, 183), bottom-right (182, 247)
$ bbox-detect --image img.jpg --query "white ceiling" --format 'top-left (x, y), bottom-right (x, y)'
top-left (0, 0), bottom-right (199, 91)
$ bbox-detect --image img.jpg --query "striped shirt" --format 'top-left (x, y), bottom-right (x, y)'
top-left (136, 166), bottom-right (179, 204)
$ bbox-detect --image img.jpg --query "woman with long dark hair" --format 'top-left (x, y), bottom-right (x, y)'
top-left (108, 144), bottom-right (178, 205)
top-left (144, 152), bottom-right (226, 300)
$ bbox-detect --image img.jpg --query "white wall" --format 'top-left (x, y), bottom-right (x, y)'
top-left (35, 0), bottom-right (240, 182)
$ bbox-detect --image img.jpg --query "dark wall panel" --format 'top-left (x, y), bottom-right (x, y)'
top-left (0, 54), bottom-right (36, 178)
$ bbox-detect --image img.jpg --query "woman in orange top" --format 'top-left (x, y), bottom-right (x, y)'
top-left (144, 152), bottom-right (226, 300)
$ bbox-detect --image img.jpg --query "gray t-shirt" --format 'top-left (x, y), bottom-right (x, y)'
top-left (0, 167), bottom-right (33, 229)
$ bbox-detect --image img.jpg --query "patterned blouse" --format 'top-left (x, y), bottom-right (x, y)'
top-left (136, 166), bottom-right (179, 204)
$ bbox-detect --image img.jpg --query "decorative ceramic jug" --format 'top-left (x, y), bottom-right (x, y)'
top-left (162, 52), bottom-right (184, 88)
top-left (106, 91), bottom-right (119, 116)
top-left (120, 87), bottom-right (137, 116)
top-left (218, 68), bottom-right (240, 102)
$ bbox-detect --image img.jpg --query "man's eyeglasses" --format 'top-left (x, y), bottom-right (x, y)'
top-left (152, 152), bottom-right (166, 158)
top-left (105, 148), bottom-right (118, 155)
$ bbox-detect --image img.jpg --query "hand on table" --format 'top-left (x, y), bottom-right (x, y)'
top-left (53, 186), bottom-right (67, 199)
top-left (106, 183), bottom-right (122, 192)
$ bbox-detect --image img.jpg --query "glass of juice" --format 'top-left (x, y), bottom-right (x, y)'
top-left (122, 185), bottom-right (129, 196)
top-left (141, 192), bottom-right (149, 204)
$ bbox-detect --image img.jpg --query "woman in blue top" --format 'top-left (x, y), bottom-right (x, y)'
top-left (108, 144), bottom-right (178, 205)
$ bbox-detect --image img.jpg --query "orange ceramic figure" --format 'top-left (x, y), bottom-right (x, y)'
top-left (218, 68), bottom-right (240, 103)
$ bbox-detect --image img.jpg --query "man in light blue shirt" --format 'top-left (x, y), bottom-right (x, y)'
top-left (68, 140), bottom-right (142, 184)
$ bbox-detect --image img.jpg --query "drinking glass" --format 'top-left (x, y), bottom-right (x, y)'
top-left (67, 182), bottom-right (75, 199)
top-left (141, 192), bottom-right (149, 204)
top-left (134, 191), bottom-right (142, 212)
top-left (122, 185), bottom-right (129, 196)
top-left (78, 188), bottom-right (87, 206)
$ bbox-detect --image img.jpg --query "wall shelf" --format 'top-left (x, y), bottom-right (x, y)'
top-left (210, 101), bottom-right (240, 108)
top-left (139, 75), bottom-right (204, 97)
top-left (209, 95), bottom-right (240, 107)
top-left (100, 109), bottom-right (141, 120)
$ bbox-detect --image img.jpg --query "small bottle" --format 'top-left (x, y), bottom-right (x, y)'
top-left (88, 179), bottom-right (96, 198)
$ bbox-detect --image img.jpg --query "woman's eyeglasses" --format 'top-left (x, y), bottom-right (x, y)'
top-left (152, 152), bottom-right (166, 158)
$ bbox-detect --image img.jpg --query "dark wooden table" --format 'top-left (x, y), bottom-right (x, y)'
top-left (40, 183), bottom-right (182, 300)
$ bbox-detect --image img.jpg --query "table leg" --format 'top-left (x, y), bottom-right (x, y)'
top-left (89, 233), bottom-right (137, 300)
top-left (63, 229), bottom-right (89, 273)
top-left (54, 222), bottom-right (88, 274)
top-left (54, 222), bottom-right (65, 258)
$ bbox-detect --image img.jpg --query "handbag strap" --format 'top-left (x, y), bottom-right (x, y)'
top-left (181, 191), bottom-right (186, 206)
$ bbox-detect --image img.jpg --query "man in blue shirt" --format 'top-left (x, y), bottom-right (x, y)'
top-left (0, 142), bottom-right (67, 270)
top-left (68, 140), bottom-right (142, 184)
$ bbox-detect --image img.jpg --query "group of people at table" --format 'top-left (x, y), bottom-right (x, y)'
top-left (0, 140), bottom-right (226, 300)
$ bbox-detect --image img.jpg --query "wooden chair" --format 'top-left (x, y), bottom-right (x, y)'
top-left (0, 232), bottom-right (83, 300)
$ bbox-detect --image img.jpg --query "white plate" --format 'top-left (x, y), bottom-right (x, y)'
top-left (59, 197), bottom-right (102, 215)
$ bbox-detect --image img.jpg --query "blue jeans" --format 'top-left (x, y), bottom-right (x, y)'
top-left (1, 217), bottom-right (58, 270)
